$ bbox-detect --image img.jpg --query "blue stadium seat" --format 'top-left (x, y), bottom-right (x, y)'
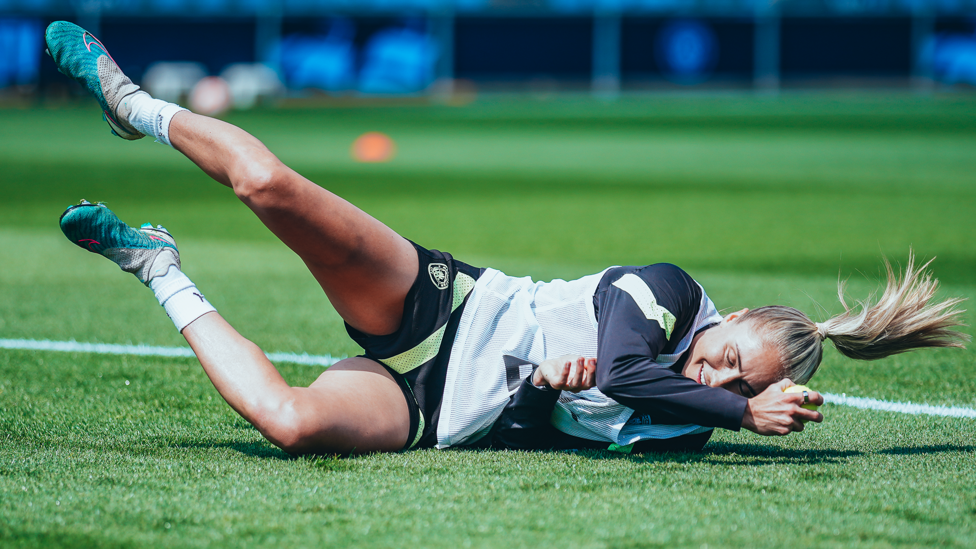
top-left (359, 26), bottom-right (437, 94)
top-left (0, 18), bottom-right (41, 89)
top-left (929, 33), bottom-right (976, 85)
top-left (278, 24), bottom-right (356, 92)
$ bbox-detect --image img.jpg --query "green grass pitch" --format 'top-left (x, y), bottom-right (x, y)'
top-left (1, 93), bottom-right (975, 548)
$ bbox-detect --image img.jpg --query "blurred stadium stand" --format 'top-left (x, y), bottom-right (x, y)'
top-left (1, 0), bottom-right (976, 100)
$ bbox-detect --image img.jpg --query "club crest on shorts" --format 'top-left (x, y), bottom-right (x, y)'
top-left (428, 263), bottom-right (450, 290)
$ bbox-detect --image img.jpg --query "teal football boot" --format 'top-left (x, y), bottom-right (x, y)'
top-left (60, 201), bottom-right (180, 285)
top-left (45, 21), bottom-right (144, 140)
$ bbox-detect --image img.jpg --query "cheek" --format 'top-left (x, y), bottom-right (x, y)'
top-left (750, 361), bottom-right (786, 391)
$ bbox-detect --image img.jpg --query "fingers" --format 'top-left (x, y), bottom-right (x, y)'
top-left (566, 357), bottom-right (597, 392)
top-left (773, 413), bottom-right (807, 435)
top-left (566, 357), bottom-right (585, 392)
top-left (771, 378), bottom-right (795, 392)
top-left (582, 358), bottom-right (597, 390)
top-left (537, 356), bottom-right (574, 391)
top-left (553, 359), bottom-right (571, 390)
top-left (779, 405), bottom-right (823, 434)
top-left (795, 406), bottom-right (824, 423)
top-left (748, 386), bottom-right (825, 436)
top-left (534, 356), bottom-right (597, 392)
top-left (783, 391), bottom-right (825, 411)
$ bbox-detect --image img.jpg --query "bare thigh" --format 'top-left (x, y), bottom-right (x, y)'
top-left (168, 111), bottom-right (418, 336)
top-left (182, 314), bottom-right (409, 455)
top-left (299, 357), bottom-right (411, 453)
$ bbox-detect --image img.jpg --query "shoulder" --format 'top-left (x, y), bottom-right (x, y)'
top-left (635, 263), bottom-right (696, 289)
top-left (595, 264), bottom-right (705, 345)
top-left (599, 264), bottom-right (702, 308)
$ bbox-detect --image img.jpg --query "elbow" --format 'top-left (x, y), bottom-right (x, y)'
top-left (595, 367), bottom-right (619, 397)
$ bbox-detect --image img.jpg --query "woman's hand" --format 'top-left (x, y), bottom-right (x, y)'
top-left (741, 379), bottom-right (824, 435)
top-left (531, 355), bottom-right (597, 393)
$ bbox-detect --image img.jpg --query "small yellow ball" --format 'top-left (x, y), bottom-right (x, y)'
top-left (783, 385), bottom-right (819, 422)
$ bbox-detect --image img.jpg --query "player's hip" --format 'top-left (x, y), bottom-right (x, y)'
top-left (344, 241), bottom-right (484, 450)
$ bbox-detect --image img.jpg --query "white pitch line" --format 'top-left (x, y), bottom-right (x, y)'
top-left (0, 338), bottom-right (344, 368)
top-left (2, 338), bottom-right (975, 419)
top-left (822, 393), bottom-right (976, 419)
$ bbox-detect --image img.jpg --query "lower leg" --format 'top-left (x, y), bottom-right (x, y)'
top-left (49, 23), bottom-right (413, 451)
top-left (46, 24), bottom-right (416, 333)
top-left (58, 203), bottom-right (409, 454)
top-left (183, 313), bottom-right (410, 454)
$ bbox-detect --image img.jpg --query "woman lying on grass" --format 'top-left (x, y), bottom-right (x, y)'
top-left (46, 22), bottom-right (969, 455)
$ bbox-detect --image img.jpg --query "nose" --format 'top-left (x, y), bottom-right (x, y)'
top-left (708, 365), bottom-right (740, 390)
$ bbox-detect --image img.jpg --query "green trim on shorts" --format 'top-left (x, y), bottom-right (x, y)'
top-left (380, 272), bottom-right (476, 375)
top-left (402, 379), bottom-right (426, 450)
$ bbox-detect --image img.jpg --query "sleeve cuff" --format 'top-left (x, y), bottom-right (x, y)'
top-left (721, 393), bottom-right (750, 431)
top-left (512, 370), bottom-right (561, 409)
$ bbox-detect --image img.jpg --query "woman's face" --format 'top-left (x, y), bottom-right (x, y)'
top-left (680, 310), bottom-right (783, 398)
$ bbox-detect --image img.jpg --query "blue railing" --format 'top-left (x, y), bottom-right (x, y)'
top-left (2, 0), bottom-right (975, 95)
top-left (1, 0), bottom-right (974, 16)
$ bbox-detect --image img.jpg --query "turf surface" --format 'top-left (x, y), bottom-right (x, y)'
top-left (1, 94), bottom-right (975, 548)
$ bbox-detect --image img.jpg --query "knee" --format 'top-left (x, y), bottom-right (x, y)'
top-left (230, 150), bottom-right (289, 207)
top-left (251, 399), bottom-right (318, 455)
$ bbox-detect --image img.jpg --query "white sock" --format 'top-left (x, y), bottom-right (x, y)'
top-left (126, 91), bottom-right (187, 147)
top-left (149, 266), bottom-right (216, 333)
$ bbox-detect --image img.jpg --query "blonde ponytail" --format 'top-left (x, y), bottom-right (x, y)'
top-left (819, 253), bottom-right (968, 360)
top-left (741, 252), bottom-right (968, 385)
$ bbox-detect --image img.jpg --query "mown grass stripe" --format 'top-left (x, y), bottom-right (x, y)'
top-left (0, 338), bottom-right (344, 368)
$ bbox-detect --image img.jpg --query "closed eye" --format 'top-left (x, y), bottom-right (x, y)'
top-left (739, 380), bottom-right (752, 398)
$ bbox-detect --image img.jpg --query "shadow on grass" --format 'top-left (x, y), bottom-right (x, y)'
top-left (562, 442), bottom-right (864, 466)
top-left (166, 441), bottom-right (359, 466)
top-left (165, 439), bottom-right (972, 465)
top-left (879, 444), bottom-right (976, 455)
top-left (0, 527), bottom-right (137, 549)
top-left (449, 442), bottom-right (864, 467)
top-left (168, 440), bottom-right (292, 460)
top-left (701, 442), bottom-right (863, 464)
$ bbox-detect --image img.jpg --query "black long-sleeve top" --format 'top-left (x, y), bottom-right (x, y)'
top-left (592, 264), bottom-right (747, 431)
top-left (491, 264), bottom-right (747, 451)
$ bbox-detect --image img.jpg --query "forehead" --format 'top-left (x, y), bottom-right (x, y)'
top-left (730, 322), bottom-right (783, 383)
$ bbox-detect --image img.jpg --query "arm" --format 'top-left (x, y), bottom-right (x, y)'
top-left (594, 266), bottom-right (749, 430)
top-left (492, 356), bottom-right (597, 450)
top-left (596, 354), bottom-right (748, 430)
top-left (491, 375), bottom-right (562, 450)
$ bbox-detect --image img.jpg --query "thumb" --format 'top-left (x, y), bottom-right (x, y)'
top-left (772, 378), bottom-right (795, 392)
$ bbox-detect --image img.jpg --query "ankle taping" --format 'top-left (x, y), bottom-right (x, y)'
top-left (126, 92), bottom-right (187, 148)
top-left (149, 266), bottom-right (216, 332)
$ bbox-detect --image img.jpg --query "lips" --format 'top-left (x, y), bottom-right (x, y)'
top-left (698, 366), bottom-right (705, 385)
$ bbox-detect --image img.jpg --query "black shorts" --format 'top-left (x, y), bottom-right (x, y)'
top-left (345, 242), bottom-right (484, 450)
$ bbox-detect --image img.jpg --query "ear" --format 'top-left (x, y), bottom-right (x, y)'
top-left (723, 308), bottom-right (750, 323)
